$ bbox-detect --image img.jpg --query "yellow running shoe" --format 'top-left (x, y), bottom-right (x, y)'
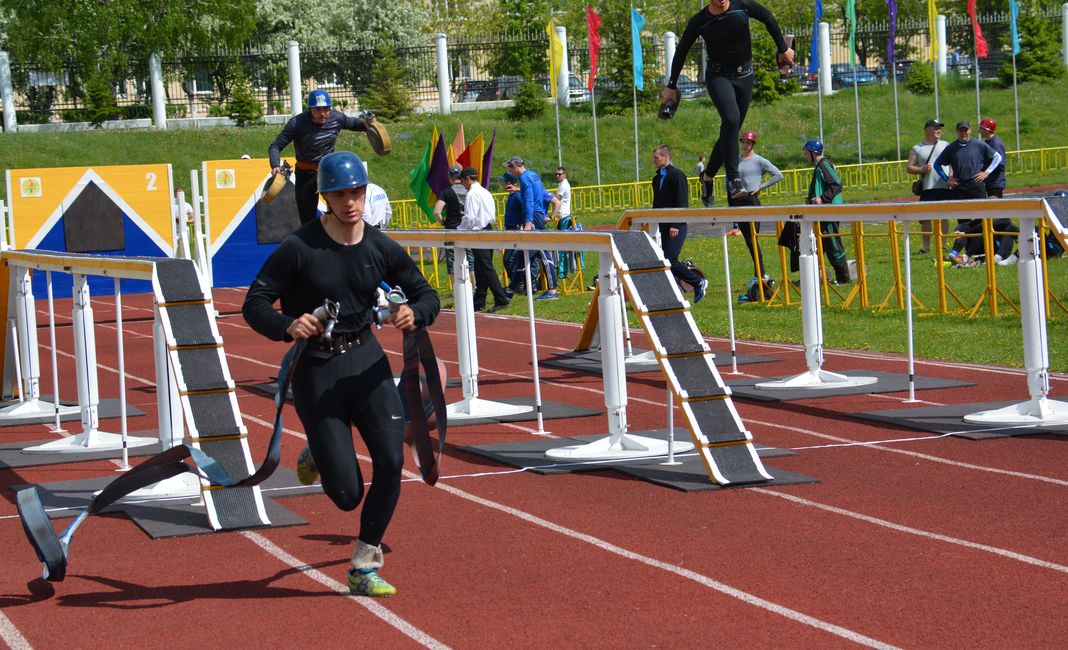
top-left (295, 446), bottom-right (318, 486)
top-left (348, 568), bottom-right (397, 597)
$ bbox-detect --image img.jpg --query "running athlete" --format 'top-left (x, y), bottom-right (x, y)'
top-left (730, 130), bottom-right (783, 281)
top-left (661, 0), bottom-right (793, 202)
top-left (243, 151), bottom-right (440, 597)
top-left (268, 90), bottom-right (375, 225)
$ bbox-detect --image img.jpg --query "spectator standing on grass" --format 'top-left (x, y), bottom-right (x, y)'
top-left (652, 144), bottom-right (708, 303)
top-left (503, 156), bottom-right (559, 300)
top-left (458, 167), bottom-right (511, 312)
top-left (361, 182), bottom-right (392, 229)
top-left (268, 90), bottom-right (374, 225)
top-left (955, 117), bottom-right (1019, 265)
top-left (934, 120), bottom-right (1003, 267)
top-left (434, 165), bottom-right (473, 277)
top-left (730, 130), bottom-right (783, 286)
top-left (906, 118), bottom-right (951, 256)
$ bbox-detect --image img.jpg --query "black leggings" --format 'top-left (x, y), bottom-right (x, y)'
top-left (704, 73), bottom-right (754, 183)
top-left (292, 349), bottom-right (405, 547)
top-left (659, 223), bottom-right (703, 288)
top-left (729, 194), bottom-right (765, 277)
top-left (294, 169), bottom-right (321, 225)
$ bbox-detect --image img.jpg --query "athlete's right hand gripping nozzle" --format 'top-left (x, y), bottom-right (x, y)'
top-left (312, 299), bottom-right (340, 343)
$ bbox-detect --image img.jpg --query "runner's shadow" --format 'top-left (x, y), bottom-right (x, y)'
top-left (0, 579), bottom-right (57, 607)
top-left (55, 560), bottom-right (350, 609)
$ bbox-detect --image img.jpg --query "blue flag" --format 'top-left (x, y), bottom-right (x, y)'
top-left (1009, 0), bottom-right (1020, 55)
top-left (631, 8), bottom-right (645, 91)
top-left (808, 0), bottom-right (822, 74)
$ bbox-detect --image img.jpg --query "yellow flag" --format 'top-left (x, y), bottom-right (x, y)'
top-left (927, 0), bottom-right (938, 61)
top-left (546, 21), bottom-right (563, 99)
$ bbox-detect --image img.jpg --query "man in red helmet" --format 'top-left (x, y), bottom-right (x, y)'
top-left (978, 118), bottom-right (1006, 198)
top-left (731, 130), bottom-right (783, 297)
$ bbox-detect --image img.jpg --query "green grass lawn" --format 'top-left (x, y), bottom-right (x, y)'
top-left (4, 75), bottom-right (1067, 372)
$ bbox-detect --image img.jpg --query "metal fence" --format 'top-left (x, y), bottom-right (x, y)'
top-left (4, 8), bottom-right (1064, 125)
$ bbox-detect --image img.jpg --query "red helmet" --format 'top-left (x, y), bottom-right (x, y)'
top-left (740, 131), bottom-right (757, 143)
top-left (979, 118), bottom-right (997, 133)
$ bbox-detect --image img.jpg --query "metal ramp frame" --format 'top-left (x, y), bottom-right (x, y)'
top-left (152, 258), bottom-right (270, 530)
top-left (589, 231), bottom-right (772, 485)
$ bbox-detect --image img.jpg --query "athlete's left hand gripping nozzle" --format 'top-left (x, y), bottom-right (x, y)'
top-left (312, 299), bottom-right (340, 343)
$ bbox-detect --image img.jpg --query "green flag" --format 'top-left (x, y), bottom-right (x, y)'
top-left (846, 0), bottom-right (856, 66)
top-left (408, 126), bottom-right (437, 223)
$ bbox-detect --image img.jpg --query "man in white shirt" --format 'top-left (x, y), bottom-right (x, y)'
top-left (553, 167), bottom-right (572, 224)
top-left (459, 167), bottom-right (510, 312)
top-left (362, 182), bottom-right (393, 229)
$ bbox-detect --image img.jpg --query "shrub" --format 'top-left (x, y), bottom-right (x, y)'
top-left (84, 73), bottom-right (121, 127)
top-left (906, 62), bottom-right (934, 95)
top-left (59, 108), bottom-right (90, 122)
top-left (119, 104), bottom-right (152, 120)
top-left (507, 81), bottom-right (547, 121)
top-left (227, 71), bottom-right (264, 127)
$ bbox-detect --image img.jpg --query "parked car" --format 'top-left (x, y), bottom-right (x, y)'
top-left (788, 65), bottom-right (820, 92)
top-left (655, 74), bottom-right (704, 98)
top-left (830, 63), bottom-right (877, 89)
top-left (455, 78), bottom-right (495, 103)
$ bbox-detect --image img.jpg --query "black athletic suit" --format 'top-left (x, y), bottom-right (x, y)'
top-left (243, 221), bottom-right (439, 547)
top-left (669, 1), bottom-right (788, 186)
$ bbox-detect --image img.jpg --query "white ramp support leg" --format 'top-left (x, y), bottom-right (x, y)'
top-left (23, 274), bottom-right (155, 453)
top-left (965, 217), bottom-right (1068, 425)
top-left (547, 255), bottom-right (679, 460)
top-left (446, 247), bottom-right (531, 421)
top-left (0, 267), bottom-right (79, 420)
top-left (757, 221), bottom-right (877, 390)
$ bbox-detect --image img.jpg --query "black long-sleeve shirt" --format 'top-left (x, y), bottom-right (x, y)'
top-left (652, 164), bottom-right (689, 209)
top-left (268, 110), bottom-right (368, 168)
top-left (669, 0), bottom-right (788, 86)
top-left (243, 221), bottom-right (439, 342)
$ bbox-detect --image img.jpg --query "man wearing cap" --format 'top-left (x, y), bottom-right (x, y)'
top-left (268, 90), bottom-right (375, 225)
top-left (731, 130), bottom-right (783, 290)
top-left (933, 120), bottom-right (1002, 200)
top-left (906, 118), bottom-right (951, 255)
top-left (434, 165), bottom-right (473, 277)
top-left (458, 167), bottom-right (510, 312)
top-left (978, 118), bottom-right (1006, 198)
top-left (502, 156), bottom-right (559, 300)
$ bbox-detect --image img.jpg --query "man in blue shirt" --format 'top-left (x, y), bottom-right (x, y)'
top-left (502, 156), bottom-right (559, 299)
top-left (934, 120), bottom-right (1002, 200)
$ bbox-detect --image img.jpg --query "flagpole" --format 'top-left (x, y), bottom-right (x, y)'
top-left (933, 59), bottom-right (940, 120)
top-left (892, 70), bottom-right (901, 160)
top-left (1012, 49), bottom-right (1021, 165)
top-left (591, 86), bottom-right (603, 187)
top-left (632, 84), bottom-right (641, 184)
top-left (549, 12), bottom-right (563, 168)
top-left (973, 41), bottom-right (981, 125)
top-left (852, 65), bottom-right (862, 164)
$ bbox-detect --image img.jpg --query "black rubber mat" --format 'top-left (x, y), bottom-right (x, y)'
top-left (9, 468), bottom-right (308, 539)
top-left (457, 428), bottom-right (796, 479)
top-left (0, 397), bottom-right (144, 428)
top-left (727, 369), bottom-right (974, 403)
top-left (615, 459), bottom-right (818, 492)
top-left (542, 349), bottom-right (778, 374)
top-left (852, 400), bottom-right (1068, 440)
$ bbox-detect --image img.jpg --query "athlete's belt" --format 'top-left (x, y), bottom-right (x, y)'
top-left (709, 63), bottom-right (753, 77)
top-left (313, 329), bottom-right (367, 355)
top-left (294, 160), bottom-right (319, 172)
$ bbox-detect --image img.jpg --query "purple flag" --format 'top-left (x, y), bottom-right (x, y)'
top-left (426, 132), bottom-right (450, 196)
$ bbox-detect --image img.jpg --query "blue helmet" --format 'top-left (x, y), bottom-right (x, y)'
top-left (1054, 190), bottom-right (1068, 198)
top-left (307, 89), bottom-right (332, 109)
top-left (803, 139), bottom-right (824, 155)
top-left (317, 151), bottom-right (369, 194)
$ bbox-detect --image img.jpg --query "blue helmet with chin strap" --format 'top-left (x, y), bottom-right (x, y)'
top-left (317, 151), bottom-right (369, 194)
top-left (307, 89), bottom-right (332, 109)
top-left (803, 139), bottom-right (824, 155)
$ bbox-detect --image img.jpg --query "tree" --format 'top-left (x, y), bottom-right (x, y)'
top-left (999, 11), bottom-right (1064, 84)
top-left (488, 0), bottom-right (552, 79)
top-left (227, 70), bottom-right (265, 127)
top-left (361, 45), bottom-right (417, 120)
top-left (253, 0), bottom-right (429, 48)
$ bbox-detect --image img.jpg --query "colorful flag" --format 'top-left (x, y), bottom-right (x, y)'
top-left (427, 131), bottom-right (450, 205)
top-left (967, 0), bottom-right (989, 58)
top-left (480, 129), bottom-right (497, 190)
top-left (845, 0), bottom-right (856, 66)
top-left (449, 125), bottom-right (465, 166)
top-left (808, 0), bottom-right (823, 74)
top-left (1008, 0), bottom-right (1020, 55)
top-left (630, 8), bottom-right (645, 91)
top-left (587, 6), bottom-right (603, 92)
top-left (547, 21), bottom-right (564, 99)
top-left (407, 126), bottom-right (437, 222)
top-left (458, 133), bottom-right (484, 182)
top-left (927, 0), bottom-right (938, 61)
top-left (886, 0), bottom-right (897, 66)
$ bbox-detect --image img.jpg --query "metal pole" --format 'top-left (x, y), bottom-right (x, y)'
top-left (523, 251), bottom-right (547, 434)
top-left (550, 22), bottom-right (563, 167)
top-left (287, 41), bottom-right (302, 116)
top-left (1012, 50), bottom-right (1021, 164)
top-left (114, 278), bottom-right (129, 471)
top-left (45, 271), bottom-right (64, 432)
top-left (721, 233), bottom-right (739, 374)
top-left (632, 84), bottom-right (641, 184)
top-left (936, 15), bottom-right (947, 120)
top-left (818, 23), bottom-right (832, 98)
top-left (892, 70), bottom-right (901, 160)
top-left (0, 51), bottom-right (17, 133)
top-left (150, 53), bottom-right (167, 130)
top-left (664, 31), bottom-right (676, 78)
top-left (902, 222), bottom-right (917, 402)
top-left (591, 87), bottom-right (603, 188)
top-left (435, 33), bottom-right (451, 115)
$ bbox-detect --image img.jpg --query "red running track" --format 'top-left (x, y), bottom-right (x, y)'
top-left (1, 286), bottom-right (1066, 648)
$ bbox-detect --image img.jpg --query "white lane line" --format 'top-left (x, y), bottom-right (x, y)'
top-left (751, 419), bottom-right (1068, 487)
top-left (240, 531), bottom-right (449, 650)
top-left (753, 488), bottom-right (1068, 574)
top-left (430, 480), bottom-right (900, 649)
top-left (0, 611), bottom-right (32, 650)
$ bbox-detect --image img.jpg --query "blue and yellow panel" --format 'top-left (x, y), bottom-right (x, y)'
top-left (5, 164), bottom-right (175, 298)
top-left (202, 157), bottom-right (298, 288)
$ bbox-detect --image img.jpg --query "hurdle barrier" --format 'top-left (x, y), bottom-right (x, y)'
top-left (618, 197), bottom-right (1068, 424)
top-left (0, 249), bottom-right (271, 527)
top-left (387, 228), bottom-right (771, 485)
